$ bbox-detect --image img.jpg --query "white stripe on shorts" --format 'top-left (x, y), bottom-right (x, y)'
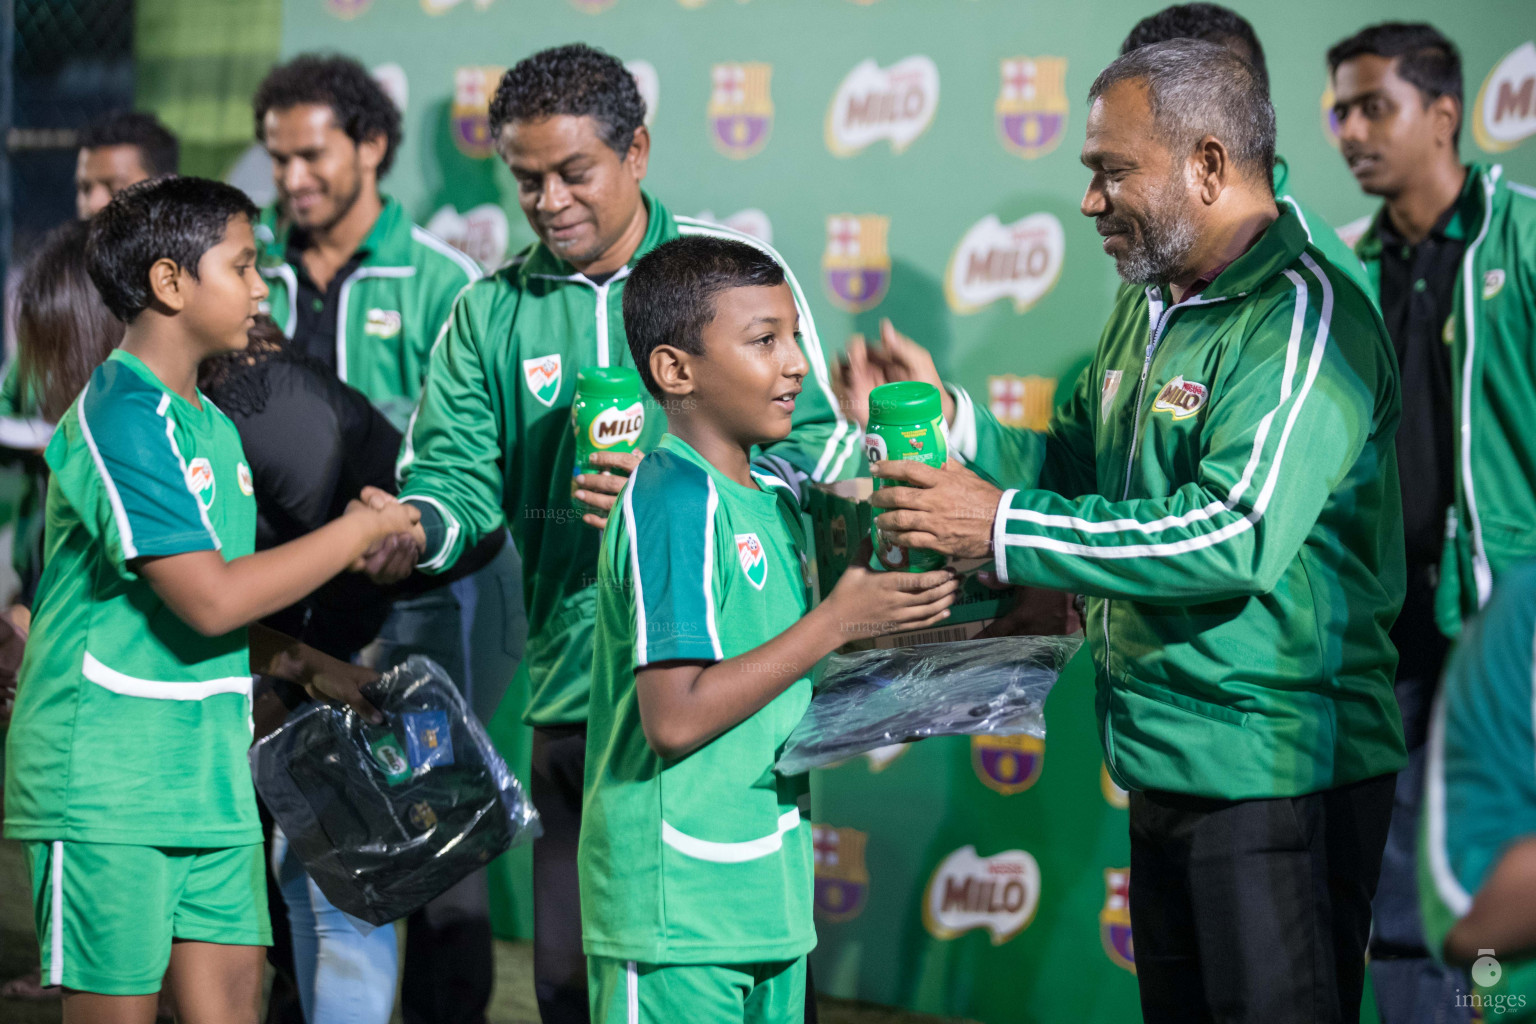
top-left (627, 960), bottom-right (639, 1023)
top-left (50, 841), bottom-right (64, 986)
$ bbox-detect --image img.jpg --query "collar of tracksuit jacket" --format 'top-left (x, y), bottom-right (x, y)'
top-left (257, 195), bottom-right (417, 328)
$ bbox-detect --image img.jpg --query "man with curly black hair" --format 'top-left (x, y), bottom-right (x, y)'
top-left (74, 110), bottom-right (179, 219)
top-left (251, 53), bottom-right (506, 1024)
top-left (363, 42), bottom-right (855, 1024)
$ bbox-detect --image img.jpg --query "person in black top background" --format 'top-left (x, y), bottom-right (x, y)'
top-left (1329, 24), bottom-right (1474, 1023)
top-left (200, 318), bottom-right (504, 1024)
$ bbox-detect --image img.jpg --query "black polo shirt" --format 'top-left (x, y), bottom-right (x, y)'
top-left (285, 231), bottom-right (367, 376)
top-left (1376, 184), bottom-right (1466, 572)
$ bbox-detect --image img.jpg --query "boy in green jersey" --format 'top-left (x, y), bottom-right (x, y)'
top-left (581, 236), bottom-right (959, 1023)
top-left (1419, 558), bottom-right (1536, 1020)
top-left (3, 176), bottom-right (418, 1023)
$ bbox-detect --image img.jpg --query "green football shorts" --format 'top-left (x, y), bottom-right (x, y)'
top-left (589, 955), bottom-right (806, 1024)
top-left (25, 840), bottom-right (270, 995)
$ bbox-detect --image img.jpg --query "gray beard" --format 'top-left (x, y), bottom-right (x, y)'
top-left (1112, 203), bottom-right (1199, 287)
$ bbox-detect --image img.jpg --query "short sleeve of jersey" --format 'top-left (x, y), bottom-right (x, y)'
top-left (621, 452), bottom-right (724, 668)
top-left (51, 373), bottom-right (219, 569)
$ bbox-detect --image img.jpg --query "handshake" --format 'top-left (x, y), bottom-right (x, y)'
top-left (346, 486), bottom-right (427, 584)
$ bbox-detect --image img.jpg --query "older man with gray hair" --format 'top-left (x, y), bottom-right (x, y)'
top-left (861, 40), bottom-right (1407, 1023)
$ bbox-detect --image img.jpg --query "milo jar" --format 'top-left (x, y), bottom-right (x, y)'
top-left (866, 381), bottom-right (947, 572)
top-left (571, 366), bottom-right (646, 513)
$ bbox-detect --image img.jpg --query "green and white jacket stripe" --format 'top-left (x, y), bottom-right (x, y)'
top-left (1356, 164), bottom-right (1536, 636)
top-left (953, 206), bottom-right (1408, 800)
top-left (396, 192), bottom-right (855, 726)
top-left (256, 196), bottom-right (481, 431)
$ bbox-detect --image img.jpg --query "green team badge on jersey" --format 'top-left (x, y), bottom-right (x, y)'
top-left (522, 355), bottom-right (562, 408)
top-left (364, 308), bottom-right (402, 338)
top-left (185, 457), bottom-right (215, 510)
top-left (370, 732), bottom-right (412, 786)
top-left (736, 532), bottom-right (768, 590)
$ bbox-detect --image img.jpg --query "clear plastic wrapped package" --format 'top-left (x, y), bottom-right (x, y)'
top-left (250, 655), bottom-right (541, 925)
top-left (775, 634), bottom-right (1083, 775)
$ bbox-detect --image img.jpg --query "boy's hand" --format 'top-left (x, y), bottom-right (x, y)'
top-left (351, 488), bottom-right (426, 580)
top-left (576, 450), bottom-right (644, 531)
top-left (0, 608), bottom-right (27, 727)
top-left (821, 552), bottom-right (960, 640)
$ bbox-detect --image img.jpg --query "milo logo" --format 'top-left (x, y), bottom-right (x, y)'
top-left (185, 457), bottom-right (215, 510)
top-left (589, 402), bottom-right (645, 449)
top-left (1151, 376), bottom-right (1209, 420)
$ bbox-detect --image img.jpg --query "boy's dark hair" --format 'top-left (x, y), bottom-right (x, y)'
top-left (253, 54), bottom-right (403, 177)
top-left (623, 236), bottom-right (785, 401)
top-left (1121, 4), bottom-right (1269, 95)
top-left (86, 176), bottom-right (259, 323)
top-left (1327, 23), bottom-right (1462, 145)
top-left (78, 111), bottom-right (180, 176)
top-left (488, 44), bottom-right (646, 156)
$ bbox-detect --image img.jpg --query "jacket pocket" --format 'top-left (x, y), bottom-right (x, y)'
top-left (1118, 673), bottom-right (1248, 727)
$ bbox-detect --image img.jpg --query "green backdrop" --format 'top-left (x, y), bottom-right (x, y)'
top-left (261, 2), bottom-right (1536, 1021)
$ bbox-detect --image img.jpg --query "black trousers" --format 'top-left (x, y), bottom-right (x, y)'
top-left (1130, 773), bottom-right (1397, 1024)
top-left (532, 724), bottom-right (591, 1024)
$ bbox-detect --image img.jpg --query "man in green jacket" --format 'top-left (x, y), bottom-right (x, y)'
top-left (252, 54), bottom-right (506, 1024)
top-left (373, 44), bottom-right (855, 1023)
top-left (871, 41), bottom-right (1405, 1023)
top-left (1330, 23), bottom-right (1536, 1022)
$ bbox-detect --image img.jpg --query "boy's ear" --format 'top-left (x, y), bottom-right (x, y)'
top-left (650, 344), bottom-right (695, 398)
top-left (147, 257), bottom-right (189, 313)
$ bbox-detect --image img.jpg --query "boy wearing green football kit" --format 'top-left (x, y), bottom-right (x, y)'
top-left (581, 236), bottom-right (959, 1024)
top-left (3, 176), bottom-right (418, 1023)
top-left (366, 45), bottom-right (856, 1022)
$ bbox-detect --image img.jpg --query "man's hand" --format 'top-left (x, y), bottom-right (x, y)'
top-left (835, 319), bottom-right (955, 429)
top-left (263, 640), bottom-right (383, 724)
top-left (871, 459), bottom-right (1002, 560)
top-left (355, 486), bottom-right (425, 582)
top-left (576, 450), bottom-right (644, 531)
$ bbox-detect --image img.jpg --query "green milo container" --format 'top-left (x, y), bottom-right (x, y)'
top-left (571, 366), bottom-right (646, 512)
top-left (866, 381), bottom-right (947, 572)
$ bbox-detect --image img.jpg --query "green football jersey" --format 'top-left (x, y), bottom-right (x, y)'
top-left (1421, 558), bottom-right (1536, 972)
top-left (3, 350), bottom-right (261, 847)
top-left (579, 434), bottom-right (816, 965)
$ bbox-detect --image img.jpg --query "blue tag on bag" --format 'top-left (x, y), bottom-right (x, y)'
top-left (403, 711), bottom-right (454, 769)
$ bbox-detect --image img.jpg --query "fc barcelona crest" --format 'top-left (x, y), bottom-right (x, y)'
top-left (812, 824), bottom-right (869, 923)
top-left (823, 215), bottom-right (891, 313)
top-left (1101, 868), bottom-right (1136, 973)
top-left (452, 67), bottom-right (505, 159)
top-left (971, 734), bottom-right (1044, 795)
top-left (709, 63), bottom-right (773, 159)
top-left (996, 58), bottom-right (1069, 159)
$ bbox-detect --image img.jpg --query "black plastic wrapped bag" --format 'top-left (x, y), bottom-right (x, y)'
top-left (775, 634), bottom-right (1082, 775)
top-left (251, 655), bottom-right (540, 925)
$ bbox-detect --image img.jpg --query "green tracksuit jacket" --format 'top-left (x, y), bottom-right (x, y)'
top-left (397, 193), bottom-right (860, 727)
top-left (953, 205), bottom-right (1408, 799)
top-left (256, 196), bottom-right (482, 429)
top-left (1356, 164), bottom-right (1536, 636)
